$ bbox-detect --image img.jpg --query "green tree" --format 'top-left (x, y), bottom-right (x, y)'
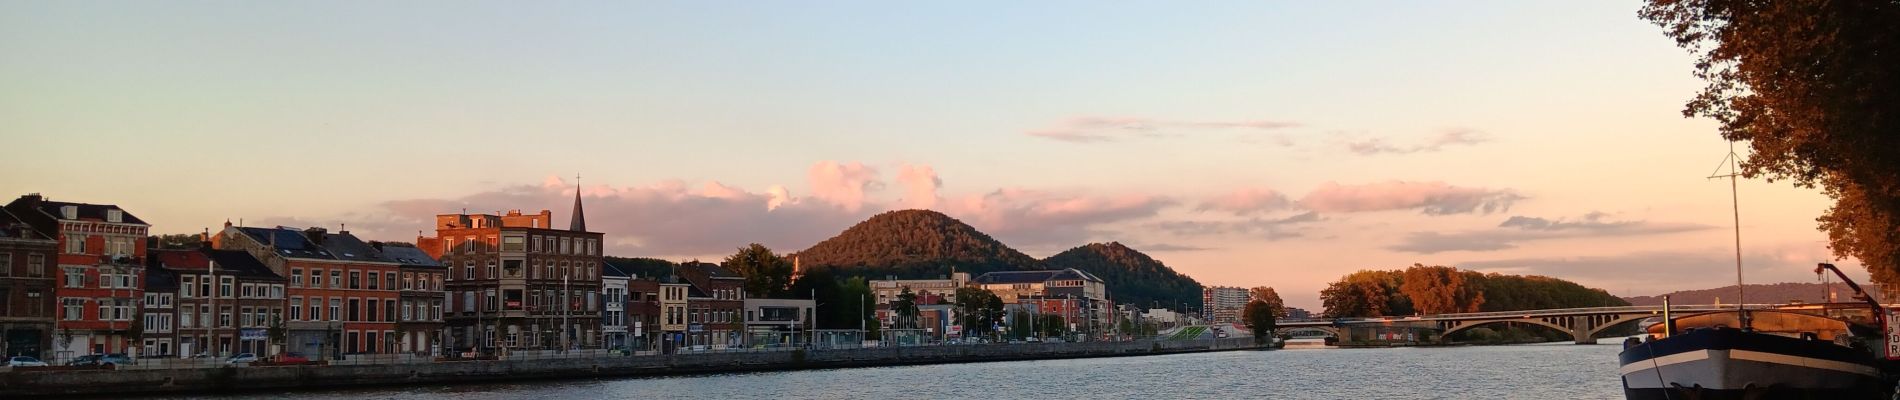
top-left (891, 287), bottom-right (920, 329)
top-left (722, 244), bottom-right (794, 298)
top-left (1641, 0), bottom-right (1900, 284)
top-left (953, 287), bottom-right (1003, 338)
top-left (1242, 300), bottom-right (1277, 344)
top-left (1399, 264), bottom-right (1484, 314)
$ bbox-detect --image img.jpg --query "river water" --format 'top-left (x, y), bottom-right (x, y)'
top-left (169, 343), bottom-right (1625, 399)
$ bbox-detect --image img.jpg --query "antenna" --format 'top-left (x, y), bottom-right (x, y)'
top-left (1707, 141), bottom-right (1747, 320)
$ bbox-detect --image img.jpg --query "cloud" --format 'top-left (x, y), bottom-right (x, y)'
top-left (940, 189), bottom-right (1176, 249)
top-left (1457, 245), bottom-right (1862, 296)
top-left (1299, 181), bottom-right (1522, 215)
top-left (807, 161), bottom-right (883, 212)
top-left (1148, 211), bottom-right (1321, 240)
top-left (1128, 243), bottom-right (1216, 252)
top-left (1388, 212), bottom-right (1715, 254)
top-left (1346, 128), bottom-right (1489, 155)
top-left (894, 163), bottom-right (941, 210)
top-left (1025, 116), bottom-right (1299, 143)
top-left (1197, 187), bottom-right (1294, 216)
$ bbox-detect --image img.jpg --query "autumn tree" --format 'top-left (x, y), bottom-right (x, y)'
top-left (723, 243), bottom-right (794, 298)
top-left (1398, 264), bottom-right (1484, 314)
top-left (1242, 300), bottom-right (1277, 344)
top-left (1249, 286), bottom-right (1288, 318)
top-left (1320, 270), bottom-right (1411, 318)
top-left (1641, 0), bottom-right (1900, 284)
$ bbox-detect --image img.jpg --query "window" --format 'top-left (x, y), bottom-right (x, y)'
top-left (385, 299), bottom-right (395, 322)
top-left (65, 234), bottom-right (85, 254)
top-left (349, 271), bottom-right (361, 289)
top-left (0, 252), bottom-right (10, 276)
top-left (464, 262), bottom-right (474, 280)
top-left (485, 289), bottom-right (497, 311)
top-left (402, 273), bottom-right (413, 290)
top-left (290, 297), bottom-right (303, 321)
top-left (143, 292), bottom-right (158, 305)
top-left (27, 254), bottom-right (43, 277)
top-left (367, 299), bottom-right (379, 322)
top-left (384, 272), bottom-right (396, 291)
top-left (241, 283), bottom-right (255, 298)
top-left (308, 297), bottom-right (322, 321)
top-left (486, 261), bottom-right (497, 279)
top-left (402, 301), bottom-right (413, 321)
top-left (444, 238), bottom-right (455, 254)
top-left (587, 239), bottom-right (598, 256)
top-left (502, 236), bottom-right (525, 252)
top-left (330, 270), bottom-right (342, 288)
top-left (64, 268), bottom-right (83, 288)
top-left (199, 305), bottom-right (211, 327)
top-left (431, 300), bottom-right (442, 321)
top-left (349, 299), bottom-right (361, 321)
top-left (272, 285), bottom-right (284, 299)
top-left (462, 291), bottom-right (474, 312)
top-left (329, 298), bottom-right (341, 322)
top-left (310, 269), bottom-right (323, 288)
top-left (561, 238), bottom-right (572, 254)
top-left (62, 298), bottom-right (83, 320)
top-left (531, 236), bottom-right (542, 252)
top-left (219, 277), bottom-right (233, 297)
top-left (241, 307), bottom-right (253, 327)
top-left (290, 268), bottom-right (303, 287)
top-left (219, 307), bottom-right (232, 327)
top-left (181, 276), bottom-right (197, 297)
top-left (181, 305), bottom-right (194, 328)
top-left (368, 271), bottom-right (379, 289)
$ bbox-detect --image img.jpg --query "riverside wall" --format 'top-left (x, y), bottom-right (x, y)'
top-left (1, 338), bottom-right (1261, 397)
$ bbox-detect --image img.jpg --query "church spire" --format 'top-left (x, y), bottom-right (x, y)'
top-left (569, 173), bottom-right (587, 232)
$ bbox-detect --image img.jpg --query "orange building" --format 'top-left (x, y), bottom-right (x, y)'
top-left (216, 225), bottom-right (400, 359)
top-left (5, 194), bottom-right (149, 360)
top-left (421, 192), bottom-right (603, 353)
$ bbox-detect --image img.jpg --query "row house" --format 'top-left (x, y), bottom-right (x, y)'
top-left (216, 225), bottom-right (401, 359)
top-left (677, 262), bottom-right (744, 349)
top-left (0, 208), bottom-right (57, 358)
top-left (138, 264), bottom-right (177, 357)
top-left (623, 277), bottom-right (661, 351)
top-left (973, 268), bottom-right (1112, 334)
top-left (150, 247), bottom-right (287, 357)
top-left (421, 196), bottom-right (603, 353)
top-left (601, 263), bottom-right (629, 350)
top-left (657, 280), bottom-right (689, 352)
top-left (372, 243), bottom-right (445, 355)
top-left (6, 194), bottom-right (149, 359)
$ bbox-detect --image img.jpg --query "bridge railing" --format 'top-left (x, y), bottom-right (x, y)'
top-left (1280, 304), bottom-right (1782, 325)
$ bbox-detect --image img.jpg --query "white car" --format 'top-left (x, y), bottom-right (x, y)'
top-left (6, 356), bottom-right (48, 367)
top-left (226, 353), bottom-right (259, 364)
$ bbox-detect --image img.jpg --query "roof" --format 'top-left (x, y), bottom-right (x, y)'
top-left (144, 264), bottom-right (180, 291)
top-left (972, 268), bottom-right (1102, 285)
top-left (148, 248), bottom-right (283, 280)
top-left (374, 244), bottom-right (442, 268)
top-left (569, 188), bottom-right (587, 232)
top-left (601, 262), bottom-right (630, 278)
top-left (237, 227), bottom-right (335, 260)
top-left (317, 232), bottom-right (383, 262)
top-left (682, 262), bottom-right (741, 279)
top-left (686, 285), bottom-right (711, 298)
top-left (0, 208), bottom-right (53, 241)
top-left (21, 196), bottom-right (148, 225)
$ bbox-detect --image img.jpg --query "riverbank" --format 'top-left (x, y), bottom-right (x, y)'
top-left (0, 338), bottom-right (1261, 398)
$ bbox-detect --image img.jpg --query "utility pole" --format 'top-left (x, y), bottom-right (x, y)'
top-left (562, 273), bottom-right (571, 352)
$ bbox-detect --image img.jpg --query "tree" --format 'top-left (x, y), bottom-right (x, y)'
top-left (1641, 0), bottom-right (1900, 284)
top-left (1248, 287), bottom-right (1287, 318)
top-left (1320, 270), bottom-right (1409, 318)
top-left (1398, 264), bottom-right (1484, 314)
top-left (722, 244), bottom-right (794, 298)
top-left (1242, 300), bottom-right (1277, 344)
top-left (891, 287), bottom-right (920, 330)
top-left (953, 287), bottom-right (1003, 338)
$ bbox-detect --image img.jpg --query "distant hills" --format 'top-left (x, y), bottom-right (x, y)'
top-left (793, 210), bottom-right (1045, 279)
top-left (1622, 282), bottom-right (1886, 306)
top-left (1043, 242), bottom-right (1204, 310)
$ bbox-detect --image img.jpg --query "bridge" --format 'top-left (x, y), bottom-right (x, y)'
top-left (1278, 304), bottom-right (1755, 344)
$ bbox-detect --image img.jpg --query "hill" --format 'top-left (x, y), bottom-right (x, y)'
top-left (1043, 242), bottom-right (1204, 310)
top-left (793, 209), bottom-right (1043, 279)
top-left (1622, 282), bottom-right (1885, 306)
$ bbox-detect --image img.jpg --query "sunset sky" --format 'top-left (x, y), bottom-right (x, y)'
top-left (0, 1), bottom-right (1857, 309)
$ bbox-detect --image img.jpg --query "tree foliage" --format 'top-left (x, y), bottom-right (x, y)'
top-left (721, 243), bottom-right (794, 298)
top-left (1248, 286), bottom-right (1287, 318)
top-left (603, 256), bottom-right (677, 280)
top-left (953, 287), bottom-right (1004, 337)
top-left (891, 287), bottom-right (920, 329)
top-left (1640, 0), bottom-right (1900, 283)
top-left (1399, 264), bottom-right (1484, 314)
top-left (788, 269), bottom-right (875, 330)
top-left (1044, 242), bottom-right (1205, 311)
top-left (1242, 300), bottom-right (1277, 343)
top-left (793, 210), bottom-right (1044, 279)
top-left (1322, 267), bottom-right (1626, 318)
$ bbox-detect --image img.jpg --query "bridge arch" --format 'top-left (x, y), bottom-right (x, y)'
top-left (1281, 326), bottom-right (1338, 338)
top-left (1440, 319), bottom-right (1575, 340)
top-left (1583, 313), bottom-right (1658, 339)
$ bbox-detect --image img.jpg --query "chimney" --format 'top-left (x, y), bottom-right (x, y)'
top-left (199, 228), bottom-right (212, 250)
top-left (304, 227), bottom-right (327, 246)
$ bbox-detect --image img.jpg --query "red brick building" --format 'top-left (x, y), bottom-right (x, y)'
top-left (677, 262), bottom-right (744, 349)
top-left (149, 247), bottom-right (286, 357)
top-left (216, 225), bottom-right (398, 359)
top-left (0, 208), bottom-right (58, 358)
top-left (421, 196), bottom-right (604, 353)
top-left (5, 194), bottom-right (149, 360)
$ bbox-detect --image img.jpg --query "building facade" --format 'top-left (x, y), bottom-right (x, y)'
top-left (868, 272), bottom-right (969, 306)
top-left (216, 226), bottom-right (400, 359)
top-left (374, 243), bottom-right (445, 355)
top-left (6, 194), bottom-right (149, 360)
top-left (743, 298), bottom-right (813, 347)
top-left (1202, 286), bottom-right (1249, 324)
top-left (624, 277), bottom-right (660, 351)
top-left (972, 269), bottom-right (1111, 334)
top-left (677, 262), bottom-right (744, 349)
top-left (423, 204), bottom-right (604, 353)
top-left (0, 208), bottom-right (58, 358)
top-left (657, 281), bottom-right (689, 352)
top-left (601, 263), bottom-right (628, 350)
top-left (152, 247), bottom-right (287, 357)
top-left (138, 262), bottom-right (177, 357)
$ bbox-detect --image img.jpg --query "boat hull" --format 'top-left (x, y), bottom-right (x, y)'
top-left (1619, 328), bottom-right (1889, 399)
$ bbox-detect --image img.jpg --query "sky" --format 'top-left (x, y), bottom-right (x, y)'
top-left (0, 1), bottom-right (1859, 310)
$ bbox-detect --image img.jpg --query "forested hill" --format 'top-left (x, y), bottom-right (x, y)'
top-left (792, 209), bottom-right (1043, 279)
top-left (1043, 242), bottom-right (1204, 310)
top-left (1622, 282), bottom-right (1885, 306)
top-left (1321, 266), bottom-right (1630, 318)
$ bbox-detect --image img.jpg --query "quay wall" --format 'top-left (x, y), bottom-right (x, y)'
top-left (1, 338), bottom-right (1261, 397)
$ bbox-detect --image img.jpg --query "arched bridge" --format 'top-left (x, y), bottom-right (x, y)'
top-left (1279, 304), bottom-right (1750, 344)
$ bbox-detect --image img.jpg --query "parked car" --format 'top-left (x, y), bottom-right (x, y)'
top-left (227, 353), bottom-right (258, 364)
top-left (1025, 337), bottom-right (1040, 343)
top-left (6, 356), bottom-right (48, 367)
top-left (100, 353), bottom-right (133, 366)
top-left (274, 352), bottom-right (310, 363)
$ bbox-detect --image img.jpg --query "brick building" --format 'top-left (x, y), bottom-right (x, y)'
top-left (151, 247), bottom-right (286, 357)
top-left (372, 243), bottom-right (445, 355)
top-left (421, 192), bottom-right (603, 353)
top-left (623, 277), bottom-right (661, 351)
top-left (0, 208), bottom-right (58, 358)
top-left (5, 194), bottom-right (149, 360)
top-left (138, 262), bottom-right (177, 357)
top-left (677, 262), bottom-right (744, 349)
top-left (216, 225), bottom-right (399, 359)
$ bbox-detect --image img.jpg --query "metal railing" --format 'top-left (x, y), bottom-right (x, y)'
top-left (1280, 304), bottom-right (1779, 325)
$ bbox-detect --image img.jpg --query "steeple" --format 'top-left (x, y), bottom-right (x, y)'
top-left (569, 173), bottom-right (587, 232)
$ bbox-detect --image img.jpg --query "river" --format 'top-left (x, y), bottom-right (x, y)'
top-left (157, 343), bottom-right (1625, 399)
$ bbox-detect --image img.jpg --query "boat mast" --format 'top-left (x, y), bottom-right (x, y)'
top-left (1708, 142), bottom-right (1746, 318)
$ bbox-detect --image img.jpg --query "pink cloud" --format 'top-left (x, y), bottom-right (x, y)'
top-left (807, 161), bottom-right (883, 212)
top-left (1025, 116), bottom-right (1299, 143)
top-left (1299, 181), bottom-right (1522, 215)
top-left (1197, 187), bottom-right (1293, 215)
top-left (1345, 128), bottom-right (1490, 155)
top-left (939, 189), bottom-right (1175, 248)
top-left (894, 163), bottom-right (941, 209)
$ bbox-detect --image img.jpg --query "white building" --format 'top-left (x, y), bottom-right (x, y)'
top-left (601, 263), bottom-right (630, 349)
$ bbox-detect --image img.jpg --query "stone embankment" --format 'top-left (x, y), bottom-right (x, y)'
top-left (2, 338), bottom-right (1262, 397)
